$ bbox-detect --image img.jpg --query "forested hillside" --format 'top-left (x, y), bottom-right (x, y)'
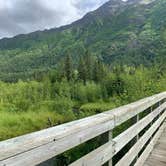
top-left (0, 0), bottom-right (166, 81)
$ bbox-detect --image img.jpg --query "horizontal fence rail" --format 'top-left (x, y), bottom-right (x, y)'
top-left (0, 92), bottom-right (166, 166)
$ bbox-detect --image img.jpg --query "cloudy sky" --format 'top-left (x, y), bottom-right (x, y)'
top-left (0, 0), bottom-right (109, 39)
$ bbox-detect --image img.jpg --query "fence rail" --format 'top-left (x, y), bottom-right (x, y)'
top-left (0, 92), bottom-right (166, 166)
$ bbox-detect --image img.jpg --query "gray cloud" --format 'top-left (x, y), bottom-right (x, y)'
top-left (0, 0), bottom-right (108, 39)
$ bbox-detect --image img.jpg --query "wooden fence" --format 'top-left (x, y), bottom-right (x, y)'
top-left (0, 92), bottom-right (166, 166)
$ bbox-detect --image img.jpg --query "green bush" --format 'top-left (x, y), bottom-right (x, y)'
top-left (71, 82), bottom-right (102, 103)
top-left (79, 102), bottom-right (117, 116)
top-left (0, 111), bottom-right (66, 141)
top-left (34, 98), bottom-right (75, 121)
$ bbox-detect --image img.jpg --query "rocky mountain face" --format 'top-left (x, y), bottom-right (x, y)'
top-left (0, 0), bottom-right (165, 81)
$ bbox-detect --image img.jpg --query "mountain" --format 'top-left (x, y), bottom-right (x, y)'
top-left (0, 0), bottom-right (166, 81)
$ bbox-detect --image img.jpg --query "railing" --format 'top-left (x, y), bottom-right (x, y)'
top-left (0, 92), bottom-right (166, 166)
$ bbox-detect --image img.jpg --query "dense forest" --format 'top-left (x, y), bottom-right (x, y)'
top-left (1, 51), bottom-right (166, 141)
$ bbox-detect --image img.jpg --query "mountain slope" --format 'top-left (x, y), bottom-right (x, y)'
top-left (0, 0), bottom-right (166, 81)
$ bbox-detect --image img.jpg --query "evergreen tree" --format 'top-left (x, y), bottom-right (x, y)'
top-left (93, 60), bottom-right (106, 82)
top-left (64, 55), bottom-right (73, 81)
top-left (78, 56), bottom-right (87, 84)
top-left (84, 50), bottom-right (93, 80)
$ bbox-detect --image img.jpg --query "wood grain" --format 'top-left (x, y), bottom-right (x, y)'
top-left (0, 92), bottom-right (166, 166)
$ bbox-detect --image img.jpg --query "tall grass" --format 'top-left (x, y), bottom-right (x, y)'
top-left (0, 110), bottom-right (73, 141)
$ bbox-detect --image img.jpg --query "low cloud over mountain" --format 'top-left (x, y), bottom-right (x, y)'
top-left (0, 0), bottom-right (108, 38)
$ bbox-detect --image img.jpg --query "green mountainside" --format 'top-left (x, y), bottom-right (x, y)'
top-left (0, 0), bottom-right (166, 81)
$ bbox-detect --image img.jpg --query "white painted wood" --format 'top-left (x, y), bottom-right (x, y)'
top-left (0, 92), bottom-right (165, 166)
top-left (69, 141), bottom-right (113, 166)
top-left (0, 113), bottom-right (114, 161)
top-left (150, 106), bottom-right (153, 129)
top-left (115, 112), bottom-right (166, 166)
top-left (136, 114), bottom-right (139, 160)
top-left (0, 120), bottom-right (115, 166)
top-left (104, 92), bottom-right (166, 127)
top-left (108, 130), bottom-right (113, 166)
top-left (69, 103), bottom-right (166, 166)
top-left (135, 122), bottom-right (166, 166)
top-left (113, 102), bottom-right (166, 154)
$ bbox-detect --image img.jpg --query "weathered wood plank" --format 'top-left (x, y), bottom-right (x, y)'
top-left (114, 102), bottom-right (166, 154)
top-left (146, 158), bottom-right (166, 166)
top-left (0, 119), bottom-right (115, 166)
top-left (69, 141), bottom-right (114, 166)
top-left (150, 154), bottom-right (166, 162)
top-left (104, 92), bottom-right (166, 127)
top-left (135, 122), bottom-right (166, 166)
top-left (0, 113), bottom-right (114, 161)
top-left (115, 113), bottom-right (166, 166)
top-left (69, 103), bottom-right (166, 166)
top-left (108, 130), bottom-right (113, 166)
top-left (0, 92), bottom-right (165, 166)
top-left (143, 123), bottom-right (166, 166)
top-left (152, 149), bottom-right (166, 157)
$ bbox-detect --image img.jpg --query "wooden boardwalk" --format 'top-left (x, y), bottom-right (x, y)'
top-left (144, 124), bottom-right (166, 166)
top-left (0, 92), bottom-right (166, 166)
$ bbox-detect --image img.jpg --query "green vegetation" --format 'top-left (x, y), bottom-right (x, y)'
top-left (0, 1), bottom-right (166, 165)
top-left (0, 54), bottom-right (166, 141)
top-left (0, 0), bottom-right (166, 81)
top-left (0, 111), bottom-right (62, 141)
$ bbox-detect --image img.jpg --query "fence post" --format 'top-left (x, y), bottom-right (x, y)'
top-left (108, 130), bottom-right (113, 166)
top-left (159, 101), bottom-right (161, 116)
top-left (136, 114), bottom-right (139, 160)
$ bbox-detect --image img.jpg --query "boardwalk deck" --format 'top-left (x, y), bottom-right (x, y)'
top-left (144, 124), bottom-right (166, 166)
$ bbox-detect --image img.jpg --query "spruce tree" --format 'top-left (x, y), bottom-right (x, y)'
top-left (64, 54), bottom-right (73, 81)
top-left (93, 60), bottom-right (105, 82)
top-left (78, 56), bottom-right (87, 84)
top-left (84, 50), bottom-right (93, 80)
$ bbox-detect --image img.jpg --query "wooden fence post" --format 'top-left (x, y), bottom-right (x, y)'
top-left (136, 114), bottom-right (139, 160)
top-left (108, 130), bottom-right (113, 166)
